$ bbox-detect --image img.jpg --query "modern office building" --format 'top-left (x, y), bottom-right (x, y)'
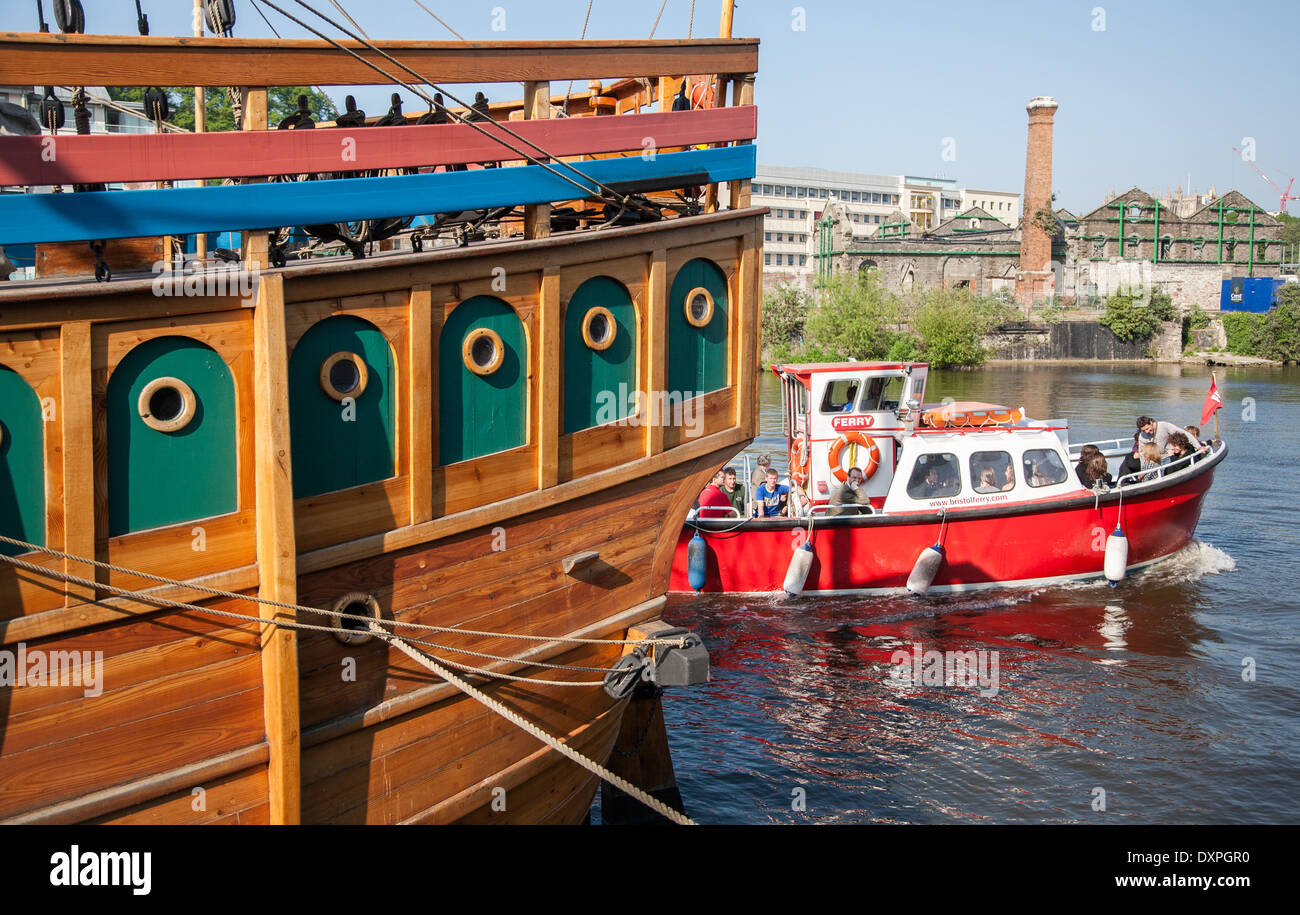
top-left (754, 165), bottom-right (1020, 287)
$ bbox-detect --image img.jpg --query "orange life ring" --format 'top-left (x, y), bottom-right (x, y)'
top-left (828, 432), bottom-right (881, 483)
top-left (789, 433), bottom-right (809, 486)
top-left (686, 76), bottom-right (716, 109)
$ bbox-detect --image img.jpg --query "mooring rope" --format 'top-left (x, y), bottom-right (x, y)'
top-left (0, 534), bottom-right (686, 649)
top-left (374, 622), bottom-right (696, 825)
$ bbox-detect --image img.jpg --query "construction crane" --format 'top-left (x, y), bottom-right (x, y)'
top-left (1231, 146), bottom-right (1298, 214)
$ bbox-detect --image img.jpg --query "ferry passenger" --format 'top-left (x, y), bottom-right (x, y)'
top-left (1137, 415), bottom-right (1186, 453)
top-left (751, 453), bottom-right (772, 492)
top-left (828, 467), bottom-right (872, 516)
top-left (976, 467), bottom-right (999, 492)
top-left (1138, 442), bottom-right (1162, 480)
top-left (697, 471), bottom-right (734, 518)
top-left (1074, 444), bottom-right (1102, 487)
top-left (1084, 453), bottom-right (1114, 490)
top-left (1165, 432), bottom-right (1197, 464)
top-left (755, 468), bottom-right (790, 518)
top-left (721, 466), bottom-right (747, 516)
top-left (1185, 425), bottom-right (1212, 449)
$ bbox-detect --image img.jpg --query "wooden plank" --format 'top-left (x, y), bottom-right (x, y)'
top-left (59, 322), bottom-right (94, 605)
top-left (522, 81), bottom-right (553, 240)
top-left (645, 248), bottom-right (667, 456)
top-left (735, 232), bottom-right (758, 434)
top-left (728, 76), bottom-right (756, 211)
top-left (0, 146), bottom-right (758, 246)
top-left (240, 88), bottom-right (270, 272)
top-left (36, 238), bottom-right (163, 279)
top-left (90, 766), bottom-right (269, 826)
top-left (0, 108), bottom-right (758, 188)
top-left (537, 267), bottom-right (561, 489)
top-left (251, 272), bottom-right (301, 824)
top-left (408, 285), bottom-right (433, 525)
top-left (0, 34), bottom-right (759, 88)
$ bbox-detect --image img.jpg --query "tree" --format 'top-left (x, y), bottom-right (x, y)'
top-left (107, 86), bottom-right (339, 132)
top-left (1278, 212), bottom-right (1300, 248)
top-left (761, 284), bottom-right (812, 358)
top-left (802, 274), bottom-right (905, 361)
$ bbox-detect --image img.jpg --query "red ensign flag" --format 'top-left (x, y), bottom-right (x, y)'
top-left (1201, 377), bottom-right (1223, 426)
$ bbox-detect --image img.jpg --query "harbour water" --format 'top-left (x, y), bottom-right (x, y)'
top-left (654, 363), bottom-right (1300, 824)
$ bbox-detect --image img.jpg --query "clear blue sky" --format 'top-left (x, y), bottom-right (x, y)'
top-left (46, 0), bottom-right (1300, 214)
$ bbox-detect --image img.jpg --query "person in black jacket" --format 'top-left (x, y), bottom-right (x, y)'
top-left (1074, 444), bottom-right (1101, 487)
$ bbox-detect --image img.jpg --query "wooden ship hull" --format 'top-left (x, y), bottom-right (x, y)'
top-left (0, 17), bottom-right (761, 824)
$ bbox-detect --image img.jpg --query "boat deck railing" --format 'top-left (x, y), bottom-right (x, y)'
top-left (1113, 440), bottom-right (1225, 489)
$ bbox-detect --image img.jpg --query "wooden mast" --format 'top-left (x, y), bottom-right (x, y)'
top-left (193, 0), bottom-right (207, 262)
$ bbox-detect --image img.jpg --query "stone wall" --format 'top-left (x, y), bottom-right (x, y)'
top-left (1062, 260), bottom-right (1226, 309)
top-left (984, 319), bottom-right (1182, 361)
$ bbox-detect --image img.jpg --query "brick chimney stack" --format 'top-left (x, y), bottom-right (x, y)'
top-left (1016, 96), bottom-right (1058, 307)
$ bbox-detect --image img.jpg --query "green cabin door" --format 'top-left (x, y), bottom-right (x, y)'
top-left (107, 337), bottom-right (236, 536)
top-left (439, 296), bottom-right (526, 464)
top-left (564, 276), bottom-right (637, 433)
top-left (0, 366), bottom-right (45, 556)
top-left (667, 258), bottom-right (729, 397)
top-left (289, 315), bottom-right (396, 499)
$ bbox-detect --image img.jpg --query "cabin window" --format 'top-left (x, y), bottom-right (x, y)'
top-left (1023, 448), bottom-right (1068, 487)
top-left (819, 378), bottom-right (860, 413)
top-left (858, 375), bottom-right (905, 412)
top-left (463, 328), bottom-right (505, 376)
top-left (970, 450), bottom-right (1015, 493)
top-left (581, 306), bottom-right (617, 351)
top-left (906, 452), bottom-right (962, 500)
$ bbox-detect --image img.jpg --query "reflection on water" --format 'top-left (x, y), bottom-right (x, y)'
top-left (656, 364), bottom-right (1300, 824)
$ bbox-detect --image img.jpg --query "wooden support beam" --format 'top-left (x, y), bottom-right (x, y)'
top-left (645, 248), bottom-right (668, 456)
top-left (59, 321), bottom-right (93, 605)
top-left (561, 550), bottom-right (599, 574)
top-left (735, 229), bottom-right (759, 437)
top-left (537, 266), bottom-right (561, 489)
top-left (251, 272), bottom-right (301, 825)
top-left (729, 75), bottom-right (756, 211)
top-left (240, 88), bottom-right (270, 272)
top-left (408, 285), bottom-right (433, 525)
top-left (0, 34), bottom-right (759, 88)
top-left (522, 80), bottom-right (552, 241)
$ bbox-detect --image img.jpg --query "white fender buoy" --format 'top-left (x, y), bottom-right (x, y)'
top-left (907, 544), bottom-right (945, 596)
top-left (1104, 525), bottom-right (1128, 587)
top-left (783, 541), bottom-right (814, 595)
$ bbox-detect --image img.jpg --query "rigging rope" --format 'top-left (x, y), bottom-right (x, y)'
top-left (648, 0), bottom-right (667, 39)
top-left (375, 623), bottom-right (697, 825)
top-left (562, 0), bottom-right (595, 117)
top-left (410, 0), bottom-right (464, 40)
top-left (253, 0), bottom-right (647, 215)
top-left (0, 534), bottom-right (686, 649)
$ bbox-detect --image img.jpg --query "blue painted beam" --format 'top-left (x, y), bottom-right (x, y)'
top-left (0, 146), bottom-right (755, 245)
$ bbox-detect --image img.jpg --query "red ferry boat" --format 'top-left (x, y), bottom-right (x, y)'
top-left (669, 361), bottom-right (1226, 596)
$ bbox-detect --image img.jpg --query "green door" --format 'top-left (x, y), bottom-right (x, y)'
top-left (289, 315), bottom-right (396, 499)
top-left (107, 337), bottom-right (236, 536)
top-left (0, 366), bottom-right (44, 557)
top-left (668, 257), bottom-right (729, 396)
top-left (439, 296), bottom-right (526, 464)
top-left (564, 276), bottom-right (636, 433)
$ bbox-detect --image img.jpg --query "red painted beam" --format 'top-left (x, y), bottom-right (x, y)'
top-left (0, 107), bottom-right (756, 187)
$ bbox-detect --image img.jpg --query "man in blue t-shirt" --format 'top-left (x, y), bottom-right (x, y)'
top-left (755, 467), bottom-right (789, 517)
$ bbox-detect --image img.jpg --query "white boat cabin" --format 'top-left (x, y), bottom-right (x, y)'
top-left (881, 426), bottom-right (1082, 514)
top-left (773, 361), bottom-right (929, 505)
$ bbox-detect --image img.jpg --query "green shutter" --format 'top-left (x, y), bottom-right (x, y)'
top-left (0, 366), bottom-right (45, 557)
top-left (107, 337), bottom-right (236, 536)
top-left (563, 276), bottom-right (637, 433)
top-left (439, 296), bottom-right (526, 464)
top-left (668, 258), bottom-right (729, 396)
top-left (289, 315), bottom-right (396, 499)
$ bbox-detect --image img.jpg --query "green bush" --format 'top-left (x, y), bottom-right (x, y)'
top-left (911, 286), bottom-right (1013, 368)
top-left (1255, 293), bottom-right (1300, 362)
top-left (1187, 303), bottom-right (1211, 330)
top-left (885, 332), bottom-right (922, 361)
top-left (1099, 290), bottom-right (1169, 342)
top-left (761, 284), bottom-right (812, 354)
top-left (1221, 311), bottom-right (1263, 356)
top-left (801, 274), bottom-right (905, 361)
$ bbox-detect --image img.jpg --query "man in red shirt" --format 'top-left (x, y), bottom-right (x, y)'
top-left (696, 470), bottom-right (734, 518)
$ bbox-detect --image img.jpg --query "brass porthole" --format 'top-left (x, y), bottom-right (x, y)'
top-left (137, 376), bottom-right (196, 433)
top-left (581, 306), bottom-right (617, 351)
top-left (684, 286), bottom-right (714, 328)
top-left (329, 591), bottom-right (382, 646)
top-left (463, 327), bottom-right (505, 376)
top-left (319, 351), bottom-right (368, 402)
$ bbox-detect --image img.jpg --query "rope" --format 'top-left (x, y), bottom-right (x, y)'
top-left (0, 547), bottom-right (631, 685)
top-left (256, 0), bottom-right (644, 215)
top-left (374, 623), bottom-right (696, 825)
top-left (410, 0), bottom-right (464, 39)
top-left (563, 0), bottom-right (595, 117)
top-left (327, 0), bottom-right (367, 37)
top-left (648, 0), bottom-right (667, 39)
top-left (688, 0), bottom-right (695, 37)
top-left (0, 533), bottom-right (686, 649)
